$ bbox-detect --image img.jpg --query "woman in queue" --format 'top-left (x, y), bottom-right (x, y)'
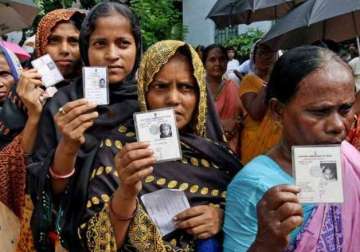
top-left (239, 42), bottom-right (280, 164)
top-left (202, 44), bottom-right (243, 154)
top-left (223, 46), bottom-right (360, 251)
top-left (76, 40), bottom-right (242, 251)
top-left (29, 2), bottom-right (141, 250)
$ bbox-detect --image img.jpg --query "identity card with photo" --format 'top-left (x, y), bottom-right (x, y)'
top-left (134, 108), bottom-right (181, 162)
top-left (31, 54), bottom-right (64, 87)
top-left (292, 145), bottom-right (343, 203)
top-left (82, 67), bottom-right (109, 105)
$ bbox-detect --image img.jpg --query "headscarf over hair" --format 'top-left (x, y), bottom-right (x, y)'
top-left (79, 2), bottom-right (142, 80)
top-left (137, 40), bottom-right (207, 137)
top-left (35, 9), bottom-right (85, 57)
top-left (0, 44), bottom-right (22, 81)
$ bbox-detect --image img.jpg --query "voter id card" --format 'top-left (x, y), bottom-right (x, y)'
top-left (31, 54), bottom-right (64, 87)
top-left (82, 67), bottom-right (109, 105)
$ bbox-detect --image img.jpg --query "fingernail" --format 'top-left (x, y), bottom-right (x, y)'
top-left (173, 216), bottom-right (178, 221)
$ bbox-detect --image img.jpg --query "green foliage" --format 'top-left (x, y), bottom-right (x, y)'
top-left (130, 0), bottom-right (186, 49)
top-left (223, 29), bottom-right (264, 61)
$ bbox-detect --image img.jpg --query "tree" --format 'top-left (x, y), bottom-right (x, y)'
top-left (130, 0), bottom-right (186, 49)
top-left (223, 29), bottom-right (264, 62)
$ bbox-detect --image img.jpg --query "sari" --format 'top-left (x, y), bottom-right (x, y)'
top-left (78, 40), bottom-right (243, 252)
top-left (28, 6), bottom-right (142, 251)
top-left (213, 79), bottom-right (242, 155)
top-left (347, 114), bottom-right (360, 151)
top-left (239, 74), bottom-right (282, 164)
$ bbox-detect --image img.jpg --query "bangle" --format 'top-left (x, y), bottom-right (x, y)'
top-left (49, 166), bottom-right (75, 179)
top-left (109, 197), bottom-right (138, 221)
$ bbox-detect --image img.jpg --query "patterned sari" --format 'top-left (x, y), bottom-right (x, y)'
top-left (78, 40), bottom-right (243, 252)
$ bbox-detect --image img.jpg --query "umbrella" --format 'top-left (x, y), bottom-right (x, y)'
top-left (0, 0), bottom-right (38, 35)
top-left (0, 40), bottom-right (30, 61)
top-left (261, 0), bottom-right (360, 50)
top-left (207, 0), bottom-right (305, 28)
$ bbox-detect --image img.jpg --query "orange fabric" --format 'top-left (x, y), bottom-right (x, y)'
top-left (215, 80), bottom-right (242, 155)
top-left (347, 114), bottom-right (360, 151)
top-left (16, 195), bottom-right (36, 252)
top-left (0, 135), bottom-right (26, 218)
top-left (239, 74), bottom-right (282, 164)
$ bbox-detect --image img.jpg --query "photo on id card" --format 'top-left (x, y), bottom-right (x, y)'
top-left (82, 67), bottom-right (109, 105)
top-left (292, 145), bottom-right (343, 203)
top-left (134, 108), bottom-right (181, 162)
top-left (31, 54), bottom-right (64, 87)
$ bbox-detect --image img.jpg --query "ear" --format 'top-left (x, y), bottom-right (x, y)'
top-left (269, 98), bottom-right (285, 123)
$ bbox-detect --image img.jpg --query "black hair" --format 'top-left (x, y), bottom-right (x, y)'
top-left (266, 45), bottom-right (352, 104)
top-left (79, 1), bottom-right (142, 72)
top-left (202, 44), bottom-right (227, 64)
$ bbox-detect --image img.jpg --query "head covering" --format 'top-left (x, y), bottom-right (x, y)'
top-left (0, 44), bottom-right (22, 81)
top-left (35, 9), bottom-right (85, 57)
top-left (137, 40), bottom-right (208, 137)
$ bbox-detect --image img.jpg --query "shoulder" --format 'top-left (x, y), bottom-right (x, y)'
top-left (239, 74), bottom-right (263, 95)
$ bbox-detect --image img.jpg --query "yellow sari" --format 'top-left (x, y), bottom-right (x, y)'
top-left (239, 74), bottom-right (282, 164)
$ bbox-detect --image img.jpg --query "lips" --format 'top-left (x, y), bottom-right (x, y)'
top-left (55, 59), bottom-right (73, 67)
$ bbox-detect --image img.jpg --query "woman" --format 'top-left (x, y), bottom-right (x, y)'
top-left (239, 42), bottom-right (280, 164)
top-left (0, 9), bottom-right (85, 251)
top-left (203, 44), bottom-right (243, 154)
top-left (29, 2), bottom-right (142, 251)
top-left (223, 46), bottom-right (359, 251)
top-left (77, 40), bottom-right (242, 251)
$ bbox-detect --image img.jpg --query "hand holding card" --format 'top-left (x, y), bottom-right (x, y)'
top-left (31, 54), bottom-right (64, 87)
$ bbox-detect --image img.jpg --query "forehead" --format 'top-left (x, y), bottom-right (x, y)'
top-left (91, 13), bottom-right (133, 38)
top-left (0, 54), bottom-right (10, 71)
top-left (208, 47), bottom-right (225, 57)
top-left (293, 62), bottom-right (355, 104)
top-left (50, 21), bottom-right (79, 37)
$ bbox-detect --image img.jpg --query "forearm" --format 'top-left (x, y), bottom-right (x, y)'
top-left (248, 240), bottom-right (283, 252)
top-left (243, 88), bottom-right (268, 121)
top-left (21, 116), bottom-right (41, 154)
top-left (51, 140), bottom-right (78, 194)
top-left (110, 189), bottom-right (137, 247)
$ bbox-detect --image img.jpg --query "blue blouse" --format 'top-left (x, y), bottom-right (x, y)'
top-left (223, 155), bottom-right (314, 252)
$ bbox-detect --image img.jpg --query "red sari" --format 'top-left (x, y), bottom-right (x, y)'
top-left (347, 114), bottom-right (360, 151)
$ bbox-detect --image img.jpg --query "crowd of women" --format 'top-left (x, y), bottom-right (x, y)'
top-left (0, 2), bottom-right (359, 251)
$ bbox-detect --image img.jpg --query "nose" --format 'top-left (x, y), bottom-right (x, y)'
top-left (106, 44), bottom-right (120, 62)
top-left (59, 41), bottom-right (70, 55)
top-left (166, 87), bottom-right (181, 106)
top-left (325, 113), bottom-right (346, 139)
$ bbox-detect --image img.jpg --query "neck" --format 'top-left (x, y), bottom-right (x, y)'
top-left (207, 75), bottom-right (223, 98)
top-left (255, 69), bottom-right (269, 81)
top-left (268, 139), bottom-right (293, 175)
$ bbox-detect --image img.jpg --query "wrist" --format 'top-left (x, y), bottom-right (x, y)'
top-left (250, 237), bottom-right (283, 252)
top-left (58, 138), bottom-right (80, 156)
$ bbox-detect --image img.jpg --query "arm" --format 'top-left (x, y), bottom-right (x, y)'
top-left (241, 86), bottom-right (267, 121)
top-left (51, 99), bottom-right (98, 195)
top-left (16, 69), bottom-right (45, 154)
top-left (248, 185), bottom-right (303, 252)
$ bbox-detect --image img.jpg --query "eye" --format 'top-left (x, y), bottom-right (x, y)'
top-left (0, 71), bottom-right (12, 79)
top-left (93, 39), bottom-right (106, 47)
top-left (68, 37), bottom-right (79, 45)
top-left (339, 103), bottom-right (353, 115)
top-left (47, 36), bottom-right (60, 45)
top-left (150, 83), bottom-right (168, 90)
top-left (309, 108), bottom-right (331, 117)
top-left (178, 83), bottom-right (195, 92)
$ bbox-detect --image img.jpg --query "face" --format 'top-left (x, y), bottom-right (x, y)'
top-left (323, 168), bottom-right (335, 180)
top-left (227, 49), bottom-right (235, 60)
top-left (88, 13), bottom-right (137, 84)
top-left (278, 62), bottom-right (355, 146)
top-left (161, 124), bottom-right (171, 135)
top-left (0, 54), bottom-right (15, 103)
top-left (205, 47), bottom-right (227, 79)
top-left (146, 53), bottom-right (198, 130)
top-left (254, 44), bottom-right (277, 73)
top-left (45, 22), bottom-right (81, 79)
